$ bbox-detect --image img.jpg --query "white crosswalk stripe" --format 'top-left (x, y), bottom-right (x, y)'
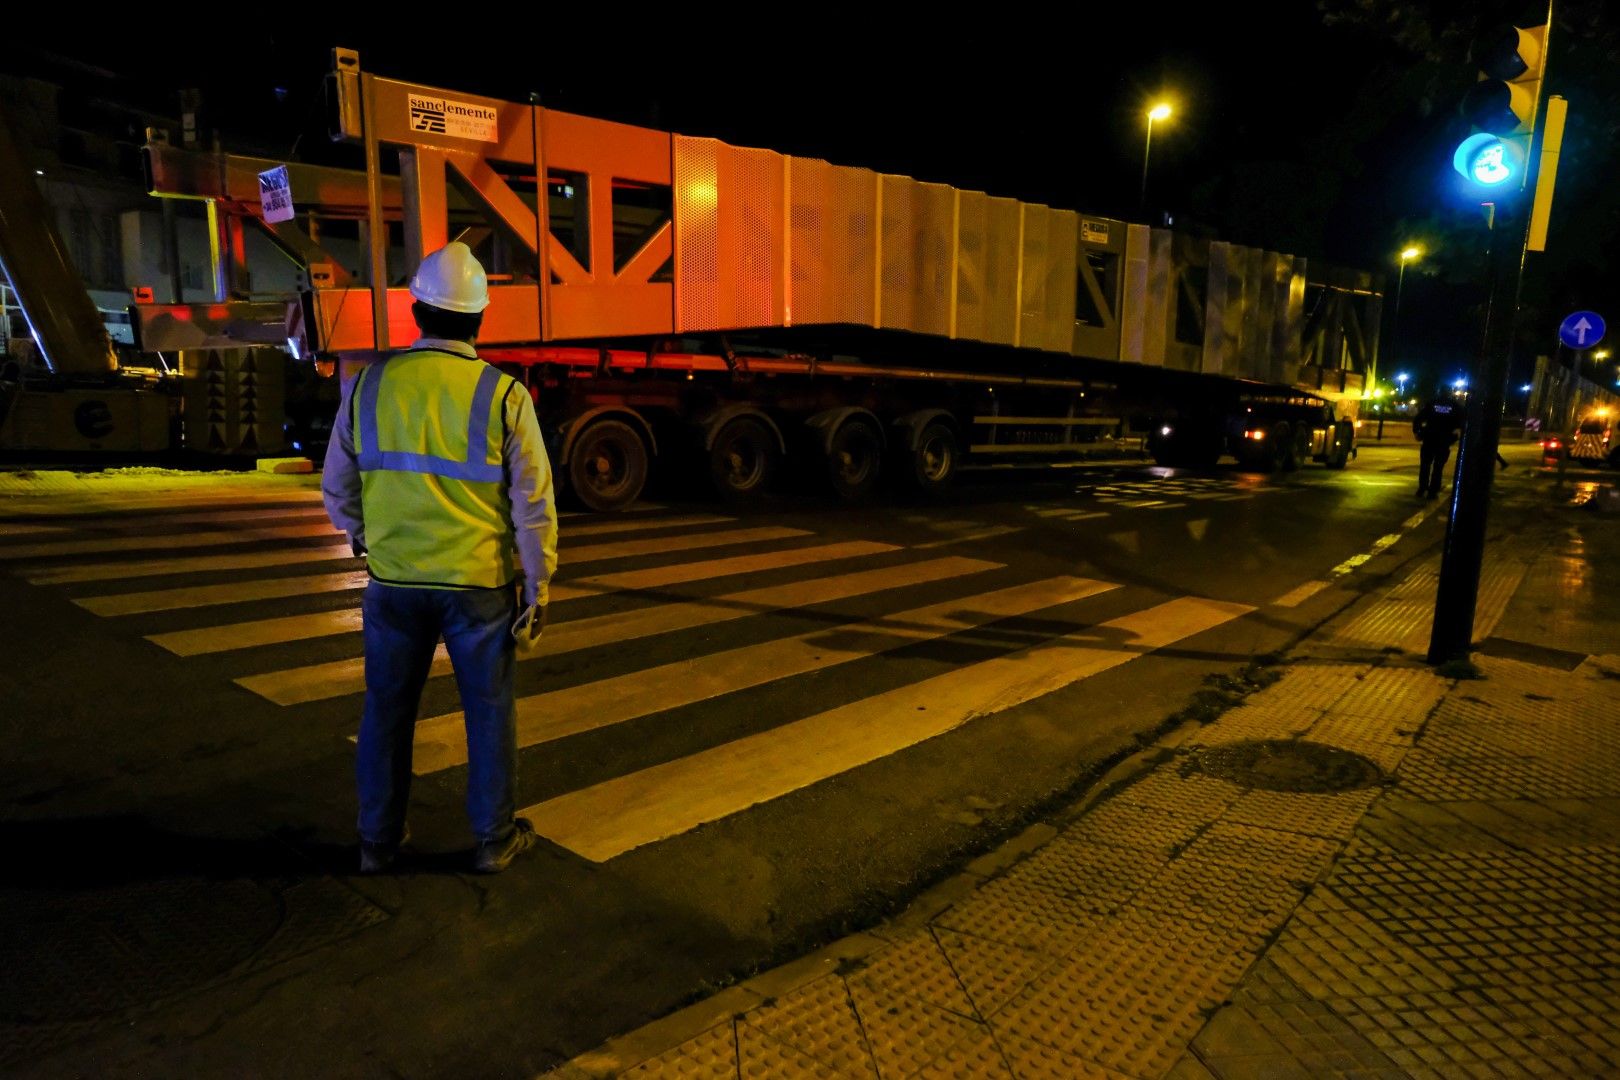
top-left (147, 537), bottom-right (894, 654)
top-left (408, 575), bottom-right (1121, 774)
top-left (7, 495), bottom-right (1258, 864)
top-left (524, 595), bottom-right (1253, 861)
top-left (239, 553), bottom-right (988, 705)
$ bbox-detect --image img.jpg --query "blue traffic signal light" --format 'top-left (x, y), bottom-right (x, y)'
top-left (1452, 23), bottom-right (1546, 195)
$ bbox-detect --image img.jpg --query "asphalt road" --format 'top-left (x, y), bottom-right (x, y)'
top-left (0, 439), bottom-right (1564, 1077)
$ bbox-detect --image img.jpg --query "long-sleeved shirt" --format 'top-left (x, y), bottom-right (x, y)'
top-left (321, 337), bottom-right (558, 607)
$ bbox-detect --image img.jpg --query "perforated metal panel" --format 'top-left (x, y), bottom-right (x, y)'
top-left (674, 136), bottom-right (720, 333)
top-left (983, 196), bottom-right (1021, 346)
top-left (877, 176), bottom-right (951, 337)
top-left (1014, 203), bottom-right (1078, 351)
top-left (673, 136), bottom-right (784, 333)
top-left (787, 157), bottom-right (877, 327)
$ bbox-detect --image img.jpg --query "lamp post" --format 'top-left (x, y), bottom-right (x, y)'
top-left (1380, 249), bottom-right (1421, 441)
top-left (1141, 102), bottom-right (1172, 218)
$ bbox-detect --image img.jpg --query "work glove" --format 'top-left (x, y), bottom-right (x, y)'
top-left (511, 601), bottom-right (548, 655)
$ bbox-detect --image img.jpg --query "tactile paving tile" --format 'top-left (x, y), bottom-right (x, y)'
top-left (991, 939), bottom-right (1229, 1076)
top-left (1007, 834), bottom-right (1166, 914)
top-left (1396, 749), bottom-right (1619, 801)
top-left (906, 1027), bottom-right (1014, 1079)
top-left (1244, 665), bottom-right (1367, 713)
top-left (736, 1021), bottom-right (851, 1079)
top-left (742, 975), bottom-right (876, 1079)
top-left (1306, 712), bottom-right (1412, 773)
top-left (1229, 956), bottom-right (1313, 1006)
top-left (993, 1032), bottom-right (1139, 1079)
top-left (1192, 999), bottom-right (1403, 1075)
top-left (1328, 847), bottom-right (1617, 912)
top-left (1128, 854), bottom-right (1308, 938)
top-left (1113, 767), bottom-right (1245, 820)
top-left (844, 929), bottom-right (975, 1019)
top-left (1221, 785), bottom-right (1381, 841)
top-left (1345, 800), bottom-right (1514, 856)
top-left (1183, 821), bottom-right (1341, 881)
top-left (1267, 886), bottom-right (1460, 999)
top-left (1329, 667), bottom-right (1451, 722)
top-left (1186, 703), bottom-right (1319, 746)
top-left (933, 878), bottom-right (1102, 957)
top-left (1065, 798), bottom-right (1210, 856)
top-left (932, 929), bottom-right (1055, 1020)
top-left (620, 1021), bottom-right (738, 1079)
top-left (846, 980), bottom-right (978, 1078)
top-left (1326, 980), bottom-right (1620, 1078)
top-left (1333, 599), bottom-right (1432, 652)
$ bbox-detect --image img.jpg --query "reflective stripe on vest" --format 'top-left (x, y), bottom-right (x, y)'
top-left (355, 357), bottom-right (504, 483)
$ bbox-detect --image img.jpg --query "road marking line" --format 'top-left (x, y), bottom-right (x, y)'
top-left (26, 545), bottom-right (358, 585)
top-left (914, 525), bottom-right (1026, 548)
top-left (522, 595), bottom-right (1254, 861)
top-left (0, 522), bottom-right (339, 561)
top-left (1060, 511), bottom-right (1109, 521)
top-left (562, 513), bottom-right (732, 538)
top-left (1271, 580), bottom-right (1330, 607)
top-left (75, 522), bottom-right (784, 615)
top-left (78, 571), bottom-right (374, 616)
top-left (0, 523), bottom-right (69, 536)
top-left (1146, 502), bottom-right (1187, 510)
top-left (67, 505), bottom-right (332, 530)
top-left (145, 529), bottom-right (838, 656)
top-left (409, 575), bottom-right (1121, 774)
top-left (238, 553), bottom-right (990, 705)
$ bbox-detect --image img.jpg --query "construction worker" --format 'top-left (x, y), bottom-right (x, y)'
top-left (322, 241), bottom-right (558, 875)
top-left (1412, 388), bottom-right (1463, 499)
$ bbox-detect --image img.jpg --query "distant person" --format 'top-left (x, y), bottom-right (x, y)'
top-left (1412, 390), bottom-right (1463, 499)
top-left (323, 241), bottom-right (559, 875)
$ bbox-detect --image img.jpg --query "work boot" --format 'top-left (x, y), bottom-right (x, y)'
top-left (473, 818), bottom-right (537, 874)
top-left (359, 826), bottom-right (411, 874)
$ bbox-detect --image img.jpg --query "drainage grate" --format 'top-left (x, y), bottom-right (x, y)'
top-left (1186, 739), bottom-right (1385, 794)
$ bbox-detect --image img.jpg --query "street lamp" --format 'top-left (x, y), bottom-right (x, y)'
top-left (1380, 250), bottom-right (1422, 438)
top-left (1141, 102), bottom-right (1173, 217)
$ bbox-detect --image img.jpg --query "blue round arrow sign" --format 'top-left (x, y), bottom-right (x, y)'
top-left (1559, 311), bottom-right (1606, 350)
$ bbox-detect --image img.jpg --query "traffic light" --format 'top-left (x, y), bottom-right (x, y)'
top-left (1452, 23), bottom-right (1547, 193)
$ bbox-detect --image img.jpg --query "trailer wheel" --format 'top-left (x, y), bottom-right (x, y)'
top-left (826, 417), bottom-right (883, 501)
top-left (708, 416), bottom-right (779, 500)
top-left (1325, 421), bottom-right (1354, 469)
top-left (1273, 423), bottom-right (1299, 471)
top-left (568, 418), bottom-right (649, 512)
top-left (901, 422), bottom-right (958, 495)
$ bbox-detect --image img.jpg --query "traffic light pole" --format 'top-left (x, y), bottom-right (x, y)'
top-left (1427, 200), bottom-right (1531, 665)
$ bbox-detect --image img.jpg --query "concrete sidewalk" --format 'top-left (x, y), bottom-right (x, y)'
top-left (554, 498), bottom-right (1620, 1078)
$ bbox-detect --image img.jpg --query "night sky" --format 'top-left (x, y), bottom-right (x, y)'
top-left (10, 3), bottom-right (1617, 392)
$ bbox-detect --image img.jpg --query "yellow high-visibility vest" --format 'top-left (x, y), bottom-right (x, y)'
top-left (353, 348), bottom-right (520, 591)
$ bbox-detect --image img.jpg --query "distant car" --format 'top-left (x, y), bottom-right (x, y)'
top-left (1540, 433), bottom-right (1566, 463)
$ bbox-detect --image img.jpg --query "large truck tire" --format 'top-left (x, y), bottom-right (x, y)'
top-left (900, 421), bottom-right (959, 495)
top-left (568, 418), bottom-right (649, 512)
top-left (1325, 420), bottom-right (1354, 469)
top-left (1274, 422), bottom-right (1299, 471)
top-left (708, 416), bottom-right (779, 500)
top-left (826, 416), bottom-right (883, 501)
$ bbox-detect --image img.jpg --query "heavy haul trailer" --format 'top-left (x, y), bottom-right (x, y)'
top-left (284, 49), bottom-right (1380, 510)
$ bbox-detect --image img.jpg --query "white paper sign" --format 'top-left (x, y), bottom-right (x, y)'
top-left (258, 165), bottom-right (294, 224)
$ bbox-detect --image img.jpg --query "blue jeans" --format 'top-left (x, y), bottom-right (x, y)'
top-left (357, 581), bottom-right (519, 845)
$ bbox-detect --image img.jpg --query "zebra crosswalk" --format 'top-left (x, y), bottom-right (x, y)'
top-left (1, 490), bottom-right (1253, 865)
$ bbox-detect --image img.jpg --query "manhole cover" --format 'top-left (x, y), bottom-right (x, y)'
top-left (1189, 739), bottom-right (1384, 793)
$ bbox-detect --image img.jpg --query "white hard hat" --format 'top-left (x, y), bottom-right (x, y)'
top-left (408, 241), bottom-right (490, 313)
